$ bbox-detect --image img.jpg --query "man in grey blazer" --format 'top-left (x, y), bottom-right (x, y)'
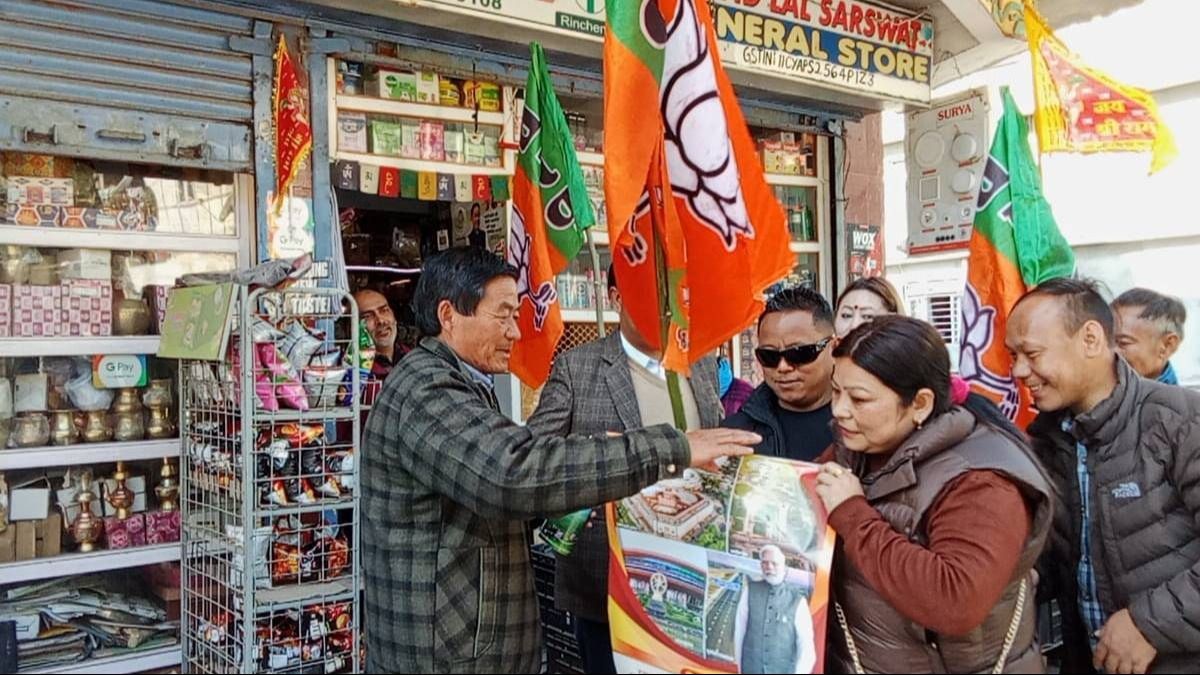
top-left (527, 266), bottom-right (724, 674)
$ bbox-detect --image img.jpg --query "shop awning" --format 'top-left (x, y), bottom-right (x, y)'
top-left (285, 0), bottom-right (1146, 112)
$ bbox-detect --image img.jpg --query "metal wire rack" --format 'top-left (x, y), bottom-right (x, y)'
top-left (180, 286), bottom-right (362, 674)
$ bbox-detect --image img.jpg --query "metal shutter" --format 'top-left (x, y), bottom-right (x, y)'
top-left (0, 0), bottom-right (256, 171)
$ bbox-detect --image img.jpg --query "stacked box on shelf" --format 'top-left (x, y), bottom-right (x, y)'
top-left (61, 278), bottom-right (113, 336)
top-left (12, 284), bottom-right (61, 337)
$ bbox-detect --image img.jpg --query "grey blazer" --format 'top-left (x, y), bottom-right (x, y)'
top-left (525, 330), bottom-right (723, 621)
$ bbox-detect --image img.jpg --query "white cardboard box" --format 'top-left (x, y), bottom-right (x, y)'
top-left (9, 486), bottom-right (50, 521)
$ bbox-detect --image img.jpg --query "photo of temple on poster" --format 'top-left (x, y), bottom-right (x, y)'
top-left (607, 455), bottom-right (835, 674)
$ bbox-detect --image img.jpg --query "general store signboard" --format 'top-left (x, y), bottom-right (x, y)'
top-left (414, 0), bottom-right (934, 104)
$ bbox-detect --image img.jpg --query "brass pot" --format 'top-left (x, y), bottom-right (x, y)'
top-left (114, 298), bottom-right (152, 336)
top-left (113, 410), bottom-right (145, 442)
top-left (49, 409), bottom-right (79, 446)
top-left (111, 387), bottom-right (142, 415)
top-left (142, 379), bottom-right (174, 409)
top-left (81, 410), bottom-right (113, 443)
top-left (145, 405), bottom-right (175, 439)
top-left (0, 246), bottom-right (29, 285)
top-left (11, 412), bottom-right (49, 448)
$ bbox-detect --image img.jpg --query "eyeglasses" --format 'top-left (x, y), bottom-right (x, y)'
top-left (755, 337), bottom-right (833, 368)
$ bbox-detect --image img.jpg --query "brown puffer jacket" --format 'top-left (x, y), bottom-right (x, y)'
top-left (827, 408), bottom-right (1054, 674)
top-left (1028, 357), bottom-right (1200, 674)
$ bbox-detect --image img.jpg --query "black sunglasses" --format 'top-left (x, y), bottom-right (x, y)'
top-left (755, 337), bottom-right (833, 368)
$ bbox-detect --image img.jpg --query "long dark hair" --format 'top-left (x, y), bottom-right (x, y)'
top-left (833, 315), bottom-right (1026, 447)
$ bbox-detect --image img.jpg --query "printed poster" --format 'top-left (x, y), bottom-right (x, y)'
top-left (451, 201), bottom-right (508, 257)
top-left (607, 455), bottom-right (835, 674)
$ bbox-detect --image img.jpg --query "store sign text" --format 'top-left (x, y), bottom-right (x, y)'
top-left (414, 0), bottom-right (932, 103)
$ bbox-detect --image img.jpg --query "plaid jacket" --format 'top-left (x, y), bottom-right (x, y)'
top-left (525, 331), bottom-right (723, 621)
top-left (361, 337), bottom-right (691, 673)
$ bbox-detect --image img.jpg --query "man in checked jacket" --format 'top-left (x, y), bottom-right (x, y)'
top-left (527, 265), bottom-right (725, 673)
top-left (361, 247), bottom-right (760, 673)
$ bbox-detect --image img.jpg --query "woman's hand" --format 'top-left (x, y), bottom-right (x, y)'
top-left (815, 462), bottom-right (865, 513)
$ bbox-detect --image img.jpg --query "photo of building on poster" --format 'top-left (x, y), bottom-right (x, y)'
top-left (608, 456), bottom-right (835, 674)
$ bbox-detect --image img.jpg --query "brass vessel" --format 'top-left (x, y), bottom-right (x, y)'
top-left (72, 473), bottom-right (102, 553)
top-left (107, 461), bottom-right (134, 520)
top-left (114, 298), bottom-right (152, 336)
top-left (156, 458), bottom-right (179, 512)
top-left (145, 405), bottom-right (175, 439)
top-left (11, 412), bottom-right (49, 448)
top-left (48, 410), bottom-right (79, 446)
top-left (81, 410), bottom-right (113, 443)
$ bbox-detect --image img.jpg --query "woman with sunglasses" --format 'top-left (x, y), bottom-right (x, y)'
top-left (723, 286), bottom-right (837, 462)
top-left (834, 276), bottom-right (905, 338)
top-left (813, 316), bottom-right (1053, 673)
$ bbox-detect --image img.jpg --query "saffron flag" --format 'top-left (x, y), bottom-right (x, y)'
top-left (506, 43), bottom-right (596, 388)
top-left (1026, 4), bottom-right (1178, 175)
top-left (604, 0), bottom-right (793, 373)
top-left (959, 88), bottom-right (1075, 429)
top-left (272, 35), bottom-right (312, 214)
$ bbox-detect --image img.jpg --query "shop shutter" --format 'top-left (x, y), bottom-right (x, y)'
top-left (0, 0), bottom-right (256, 171)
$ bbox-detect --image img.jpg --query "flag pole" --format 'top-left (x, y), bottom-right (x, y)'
top-left (585, 228), bottom-right (607, 338)
top-left (646, 147), bottom-right (688, 431)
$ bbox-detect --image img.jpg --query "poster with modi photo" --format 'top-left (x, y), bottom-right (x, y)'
top-left (606, 455), bottom-right (835, 674)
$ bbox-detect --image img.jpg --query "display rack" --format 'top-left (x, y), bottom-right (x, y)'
top-left (180, 286), bottom-right (362, 674)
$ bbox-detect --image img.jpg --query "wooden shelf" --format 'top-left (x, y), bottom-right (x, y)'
top-left (0, 543), bottom-right (180, 586)
top-left (0, 438), bottom-right (180, 471)
top-left (0, 336), bottom-right (160, 358)
top-left (333, 151), bottom-right (512, 176)
top-left (335, 94), bottom-right (506, 126)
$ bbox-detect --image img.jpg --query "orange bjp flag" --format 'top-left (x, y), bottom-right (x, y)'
top-left (603, 0), bottom-right (792, 373)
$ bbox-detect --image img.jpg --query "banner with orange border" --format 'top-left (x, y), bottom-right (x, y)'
top-left (606, 456), bottom-right (836, 674)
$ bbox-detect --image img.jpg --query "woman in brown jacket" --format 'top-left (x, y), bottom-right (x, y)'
top-left (814, 316), bottom-right (1054, 673)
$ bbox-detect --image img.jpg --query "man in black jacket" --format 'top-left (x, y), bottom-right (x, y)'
top-left (724, 286), bottom-right (835, 462)
top-left (1007, 277), bottom-right (1200, 675)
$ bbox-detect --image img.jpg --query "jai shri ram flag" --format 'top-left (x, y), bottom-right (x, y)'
top-left (603, 0), bottom-right (793, 374)
top-left (272, 35), bottom-right (313, 215)
top-left (1025, 4), bottom-right (1178, 175)
top-left (959, 88), bottom-right (1075, 430)
top-left (506, 43), bottom-right (595, 388)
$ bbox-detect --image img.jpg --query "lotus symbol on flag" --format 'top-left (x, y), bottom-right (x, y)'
top-left (660, 0), bottom-right (754, 251)
top-left (960, 284), bottom-right (1022, 420)
top-left (508, 207), bottom-right (558, 331)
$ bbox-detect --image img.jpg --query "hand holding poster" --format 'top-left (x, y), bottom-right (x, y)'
top-left (607, 455), bottom-right (835, 674)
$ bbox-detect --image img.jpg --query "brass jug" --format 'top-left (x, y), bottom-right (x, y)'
top-left (11, 412), bottom-right (49, 448)
top-left (48, 410), bottom-right (79, 446)
top-left (145, 405), bottom-right (175, 439)
top-left (81, 410), bottom-right (113, 443)
top-left (112, 387), bottom-right (142, 415)
top-left (113, 409), bottom-right (145, 442)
